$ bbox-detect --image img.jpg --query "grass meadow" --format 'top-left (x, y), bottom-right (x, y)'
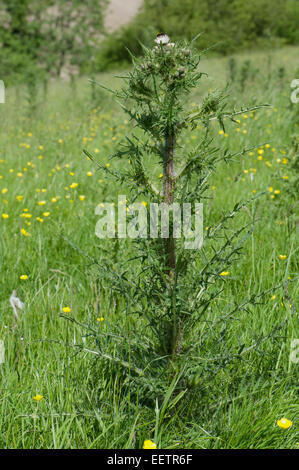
top-left (0, 45), bottom-right (298, 449)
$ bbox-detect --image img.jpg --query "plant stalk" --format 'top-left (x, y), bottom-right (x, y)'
top-left (163, 129), bottom-right (181, 359)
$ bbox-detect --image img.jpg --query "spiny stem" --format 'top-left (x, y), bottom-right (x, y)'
top-left (163, 129), bottom-right (181, 359)
top-left (163, 130), bottom-right (176, 280)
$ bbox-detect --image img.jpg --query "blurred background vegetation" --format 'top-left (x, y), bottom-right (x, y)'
top-left (97, 0), bottom-right (299, 70)
top-left (1, 0), bottom-right (299, 84)
top-left (0, 0), bottom-right (106, 84)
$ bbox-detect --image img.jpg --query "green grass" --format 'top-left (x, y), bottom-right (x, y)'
top-left (0, 46), bottom-right (298, 449)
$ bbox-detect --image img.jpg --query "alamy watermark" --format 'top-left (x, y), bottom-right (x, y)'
top-left (0, 80), bottom-right (5, 103)
top-left (290, 339), bottom-right (299, 364)
top-left (95, 196), bottom-right (203, 249)
top-left (0, 340), bottom-right (4, 364)
top-left (290, 79), bottom-right (299, 104)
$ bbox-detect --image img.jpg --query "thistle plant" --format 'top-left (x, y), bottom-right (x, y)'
top-left (25, 67), bottom-right (38, 115)
top-left (228, 57), bottom-right (237, 84)
top-left (239, 59), bottom-right (251, 92)
top-left (79, 34), bottom-right (278, 401)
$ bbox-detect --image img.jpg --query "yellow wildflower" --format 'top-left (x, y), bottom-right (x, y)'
top-left (142, 440), bottom-right (157, 449)
top-left (33, 395), bottom-right (44, 402)
top-left (277, 418), bottom-right (292, 430)
top-left (21, 228), bottom-right (30, 237)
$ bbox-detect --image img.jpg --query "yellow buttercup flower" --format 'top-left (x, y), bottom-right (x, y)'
top-left (279, 255), bottom-right (287, 261)
top-left (220, 271), bottom-right (230, 277)
top-left (142, 440), bottom-right (157, 449)
top-left (97, 317), bottom-right (104, 322)
top-left (277, 418), bottom-right (292, 430)
top-left (20, 275), bottom-right (28, 280)
top-left (21, 228), bottom-right (30, 237)
top-left (62, 307), bottom-right (71, 313)
top-left (1, 213), bottom-right (9, 219)
top-left (33, 395), bottom-right (44, 402)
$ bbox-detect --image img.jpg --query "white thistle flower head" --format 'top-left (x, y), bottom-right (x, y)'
top-left (9, 290), bottom-right (24, 320)
top-left (154, 33), bottom-right (170, 45)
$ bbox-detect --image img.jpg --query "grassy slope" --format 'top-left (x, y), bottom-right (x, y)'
top-left (0, 46), bottom-right (298, 449)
